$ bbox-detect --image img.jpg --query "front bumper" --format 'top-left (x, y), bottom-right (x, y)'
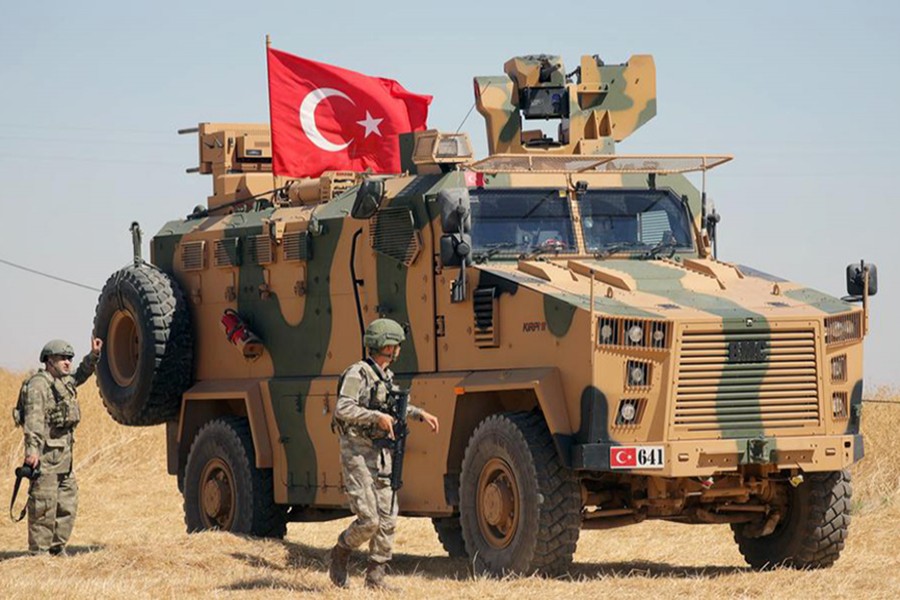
top-left (572, 434), bottom-right (864, 476)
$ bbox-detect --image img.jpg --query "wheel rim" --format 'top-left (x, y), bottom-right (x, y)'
top-left (199, 458), bottom-right (236, 529)
top-left (108, 309), bottom-right (140, 387)
top-left (476, 457), bottom-right (520, 549)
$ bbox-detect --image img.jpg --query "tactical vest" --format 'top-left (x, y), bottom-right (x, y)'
top-left (333, 358), bottom-right (394, 438)
top-left (12, 370), bottom-right (80, 431)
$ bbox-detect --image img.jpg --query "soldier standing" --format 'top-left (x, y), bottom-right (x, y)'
top-left (20, 337), bottom-right (102, 555)
top-left (329, 319), bottom-right (439, 589)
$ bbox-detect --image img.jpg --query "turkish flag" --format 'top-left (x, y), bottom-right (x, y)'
top-left (267, 47), bottom-right (432, 178)
top-left (609, 447), bottom-right (637, 469)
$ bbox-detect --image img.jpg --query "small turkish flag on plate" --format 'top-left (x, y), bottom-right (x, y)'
top-left (267, 47), bottom-right (432, 178)
top-left (609, 446), bottom-right (638, 469)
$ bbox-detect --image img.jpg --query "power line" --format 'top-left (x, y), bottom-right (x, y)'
top-left (0, 153), bottom-right (183, 167)
top-left (0, 258), bottom-right (101, 293)
top-left (0, 123), bottom-right (176, 136)
top-left (0, 135), bottom-right (183, 147)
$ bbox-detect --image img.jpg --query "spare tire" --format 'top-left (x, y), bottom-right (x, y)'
top-left (93, 263), bottom-right (193, 425)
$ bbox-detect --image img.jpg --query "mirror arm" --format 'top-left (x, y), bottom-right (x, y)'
top-left (450, 200), bottom-right (469, 303)
top-left (862, 260), bottom-right (870, 336)
top-left (451, 254), bottom-right (467, 303)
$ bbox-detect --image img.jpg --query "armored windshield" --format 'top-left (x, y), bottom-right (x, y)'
top-left (578, 189), bottom-right (694, 255)
top-left (469, 189), bottom-right (575, 259)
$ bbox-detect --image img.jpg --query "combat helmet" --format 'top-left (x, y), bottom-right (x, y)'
top-left (40, 339), bottom-right (75, 362)
top-left (364, 319), bottom-right (406, 350)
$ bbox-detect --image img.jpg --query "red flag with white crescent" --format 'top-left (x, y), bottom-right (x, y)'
top-left (267, 47), bottom-right (432, 178)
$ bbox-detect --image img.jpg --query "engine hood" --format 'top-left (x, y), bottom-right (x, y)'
top-left (474, 257), bottom-right (853, 321)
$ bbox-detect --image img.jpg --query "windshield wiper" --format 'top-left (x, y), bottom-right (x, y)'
top-left (592, 242), bottom-right (648, 259)
top-left (640, 235), bottom-right (679, 260)
top-left (520, 239), bottom-right (573, 261)
top-left (473, 242), bottom-right (518, 264)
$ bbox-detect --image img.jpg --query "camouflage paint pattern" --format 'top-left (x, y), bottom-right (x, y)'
top-left (475, 54), bottom-right (656, 155)
top-left (143, 54), bottom-right (868, 528)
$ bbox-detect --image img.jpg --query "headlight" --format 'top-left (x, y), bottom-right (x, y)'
top-left (825, 313), bottom-right (862, 345)
top-left (620, 402), bottom-right (637, 422)
top-left (630, 366), bottom-right (645, 385)
top-left (626, 360), bottom-right (651, 387)
top-left (627, 324), bottom-right (644, 345)
top-left (831, 355), bottom-right (846, 382)
top-left (600, 323), bottom-right (614, 342)
top-left (832, 392), bottom-right (848, 418)
top-left (597, 318), bottom-right (671, 350)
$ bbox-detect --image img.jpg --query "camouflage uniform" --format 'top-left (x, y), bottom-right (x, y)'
top-left (333, 358), bottom-right (425, 564)
top-left (22, 351), bottom-right (97, 554)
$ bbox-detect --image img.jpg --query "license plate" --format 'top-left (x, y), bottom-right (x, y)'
top-left (609, 446), bottom-right (665, 469)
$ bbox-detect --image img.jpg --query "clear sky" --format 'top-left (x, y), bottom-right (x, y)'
top-left (1, 1), bottom-right (897, 387)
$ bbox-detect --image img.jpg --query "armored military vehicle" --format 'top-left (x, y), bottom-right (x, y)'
top-left (93, 54), bottom-right (877, 575)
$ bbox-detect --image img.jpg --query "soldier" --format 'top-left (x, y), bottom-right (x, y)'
top-left (21, 337), bottom-right (102, 555)
top-left (329, 319), bottom-right (439, 589)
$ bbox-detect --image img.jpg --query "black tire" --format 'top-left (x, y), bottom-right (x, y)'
top-left (732, 469), bottom-right (851, 569)
top-left (432, 516), bottom-right (468, 558)
top-left (93, 263), bottom-right (192, 425)
top-left (459, 412), bottom-right (581, 576)
top-left (183, 416), bottom-right (287, 538)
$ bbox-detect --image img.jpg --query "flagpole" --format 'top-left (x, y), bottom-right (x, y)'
top-left (265, 34), bottom-right (277, 193)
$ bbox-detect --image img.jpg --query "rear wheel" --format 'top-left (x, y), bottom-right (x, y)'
top-left (432, 516), bottom-right (467, 558)
top-left (732, 470), bottom-right (851, 569)
top-left (459, 412), bottom-right (581, 576)
top-left (183, 416), bottom-right (286, 538)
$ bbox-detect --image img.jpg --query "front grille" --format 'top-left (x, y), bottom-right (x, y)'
top-left (673, 328), bottom-right (820, 437)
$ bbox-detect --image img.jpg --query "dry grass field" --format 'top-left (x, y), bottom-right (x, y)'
top-left (1, 369), bottom-right (898, 599)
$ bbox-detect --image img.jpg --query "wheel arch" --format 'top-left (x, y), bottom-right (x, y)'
top-left (445, 367), bottom-right (573, 502)
top-left (169, 380), bottom-right (275, 481)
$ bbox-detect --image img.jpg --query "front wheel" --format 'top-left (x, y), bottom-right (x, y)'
top-left (459, 412), bottom-right (581, 576)
top-left (732, 469), bottom-right (851, 569)
top-left (183, 416), bottom-right (286, 538)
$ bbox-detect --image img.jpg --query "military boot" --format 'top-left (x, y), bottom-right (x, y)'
top-left (329, 544), bottom-right (351, 588)
top-left (365, 560), bottom-right (398, 590)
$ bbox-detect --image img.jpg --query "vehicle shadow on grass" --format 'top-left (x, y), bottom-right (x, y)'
top-left (0, 544), bottom-right (104, 561)
top-left (233, 540), bottom-right (745, 583)
top-left (567, 560), bottom-right (749, 580)
top-left (230, 539), bottom-right (471, 581)
top-left (220, 576), bottom-right (320, 593)
top-left (222, 551), bottom-right (324, 592)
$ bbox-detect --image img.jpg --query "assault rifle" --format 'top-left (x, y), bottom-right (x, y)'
top-left (374, 388), bottom-right (410, 508)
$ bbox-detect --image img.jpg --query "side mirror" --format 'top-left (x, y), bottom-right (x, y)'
top-left (351, 178), bottom-right (384, 219)
top-left (440, 233), bottom-right (471, 267)
top-left (438, 188), bottom-right (471, 233)
top-left (846, 262), bottom-right (878, 297)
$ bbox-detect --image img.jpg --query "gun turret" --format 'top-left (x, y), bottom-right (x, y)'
top-left (474, 54), bottom-right (656, 156)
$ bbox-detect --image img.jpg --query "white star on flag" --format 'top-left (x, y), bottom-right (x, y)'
top-left (356, 111), bottom-right (384, 138)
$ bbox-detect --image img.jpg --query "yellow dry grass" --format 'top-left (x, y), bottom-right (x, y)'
top-left (1, 369), bottom-right (898, 599)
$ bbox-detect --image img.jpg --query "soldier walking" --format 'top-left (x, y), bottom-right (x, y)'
top-left (329, 319), bottom-right (439, 589)
top-left (18, 337), bottom-right (102, 555)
